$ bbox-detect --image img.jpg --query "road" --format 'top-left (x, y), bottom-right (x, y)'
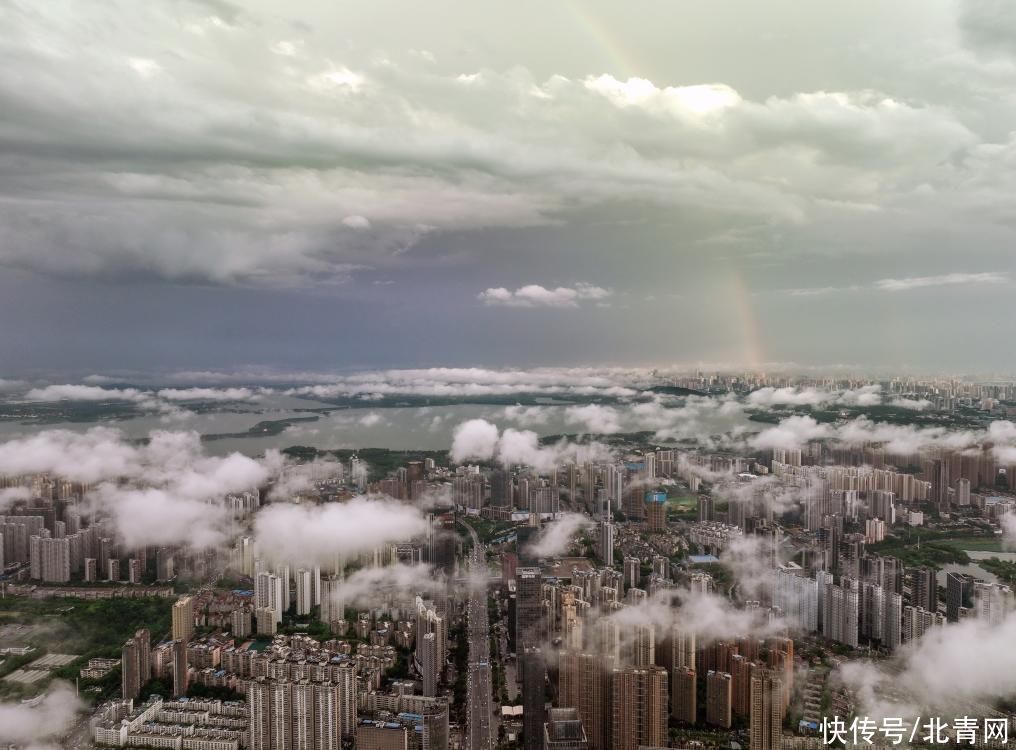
top-left (464, 533), bottom-right (495, 750)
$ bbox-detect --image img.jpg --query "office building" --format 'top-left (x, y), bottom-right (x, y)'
top-left (521, 646), bottom-right (546, 750)
top-left (516, 567), bottom-right (544, 649)
top-left (946, 572), bottom-right (975, 622)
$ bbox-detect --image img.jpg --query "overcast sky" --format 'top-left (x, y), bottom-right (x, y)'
top-left (2, 0), bottom-right (1016, 375)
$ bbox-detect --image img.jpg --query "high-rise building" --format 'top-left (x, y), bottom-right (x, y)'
top-left (231, 609), bottom-right (252, 639)
top-left (295, 568), bottom-right (313, 616)
top-left (415, 597), bottom-right (447, 690)
top-left (671, 667), bottom-right (696, 724)
top-left (946, 572), bottom-right (975, 623)
top-left (909, 567), bottom-right (938, 613)
top-left (598, 521), bottom-right (614, 564)
top-left (902, 606), bottom-right (945, 643)
top-left (521, 646), bottom-right (546, 750)
top-left (630, 624), bottom-right (655, 667)
top-left (609, 665), bottom-right (667, 750)
top-left (623, 557), bottom-right (639, 591)
top-left (773, 568), bottom-right (818, 632)
top-left (558, 652), bottom-right (614, 750)
top-left (249, 673), bottom-right (358, 750)
top-left (749, 670), bottom-right (784, 750)
top-left (121, 628), bottom-right (150, 701)
top-left (156, 546), bottom-right (175, 581)
top-left (491, 468), bottom-right (512, 508)
top-left (515, 567), bottom-right (543, 649)
top-left (172, 639), bottom-right (188, 697)
top-left (644, 491), bottom-right (667, 532)
top-left (730, 655), bottom-right (756, 718)
top-left (974, 581), bottom-right (1015, 625)
top-left (172, 596), bottom-right (194, 643)
top-left (705, 671), bottom-right (732, 728)
top-left (419, 632), bottom-right (439, 697)
top-left (256, 572), bottom-right (285, 625)
top-left (28, 535), bottom-right (70, 583)
top-left (544, 707), bottom-right (589, 750)
top-left (821, 580), bottom-right (859, 647)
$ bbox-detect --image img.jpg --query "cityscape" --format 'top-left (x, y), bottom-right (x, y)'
top-left (4, 1), bottom-right (1016, 749)
top-left (2, 370), bottom-right (1016, 749)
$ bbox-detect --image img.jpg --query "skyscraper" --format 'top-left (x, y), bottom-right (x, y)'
top-left (256, 571), bottom-right (285, 625)
top-left (671, 666), bottom-right (696, 724)
top-left (558, 652), bottom-right (614, 750)
top-left (520, 646), bottom-right (546, 750)
top-left (630, 624), bottom-right (655, 667)
top-left (705, 670), bottom-right (732, 728)
top-left (909, 567), bottom-right (938, 613)
top-left (946, 572), bottom-right (975, 623)
top-left (749, 670), bottom-right (784, 750)
top-left (515, 567), bottom-right (543, 649)
top-left (248, 672), bottom-right (357, 750)
top-left (610, 665), bottom-right (667, 750)
top-left (295, 568), bottom-right (313, 616)
top-left (419, 632), bottom-right (439, 697)
top-left (172, 639), bottom-right (189, 697)
top-left (598, 521), bottom-right (614, 564)
top-left (121, 628), bottom-right (150, 701)
top-left (172, 596), bottom-right (194, 643)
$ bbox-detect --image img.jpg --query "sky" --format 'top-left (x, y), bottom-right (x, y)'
top-left (2, 0), bottom-right (1016, 374)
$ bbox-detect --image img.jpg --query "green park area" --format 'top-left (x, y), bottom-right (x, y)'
top-left (667, 493), bottom-right (698, 520)
top-left (867, 529), bottom-right (1004, 568)
top-left (0, 596), bottom-right (171, 701)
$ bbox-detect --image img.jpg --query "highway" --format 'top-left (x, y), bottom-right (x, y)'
top-left (462, 518), bottom-right (495, 750)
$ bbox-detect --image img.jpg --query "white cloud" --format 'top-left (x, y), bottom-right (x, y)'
top-left (449, 418), bottom-right (612, 472)
top-left (24, 384), bottom-right (148, 402)
top-left (0, 486), bottom-right (31, 512)
top-left (253, 496), bottom-right (429, 566)
top-left (0, 682), bottom-right (81, 748)
top-left (563, 404), bottom-right (622, 434)
top-left (156, 387), bottom-right (260, 401)
top-left (0, 427), bottom-right (281, 548)
top-left (525, 512), bottom-right (594, 558)
top-left (450, 418), bottom-right (501, 463)
top-left (502, 404), bottom-right (551, 427)
top-left (841, 611), bottom-right (1016, 721)
top-left (326, 563), bottom-right (442, 608)
top-left (478, 283), bottom-right (611, 308)
top-left (747, 384), bottom-right (881, 408)
top-left (341, 215), bottom-right (371, 229)
top-left (749, 415), bottom-right (832, 451)
top-left (873, 271), bottom-right (1008, 292)
top-left (358, 412), bottom-right (383, 427)
top-left (288, 367), bottom-right (642, 399)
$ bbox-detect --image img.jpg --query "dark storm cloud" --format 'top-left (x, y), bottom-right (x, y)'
top-left (1, 0), bottom-right (1015, 370)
